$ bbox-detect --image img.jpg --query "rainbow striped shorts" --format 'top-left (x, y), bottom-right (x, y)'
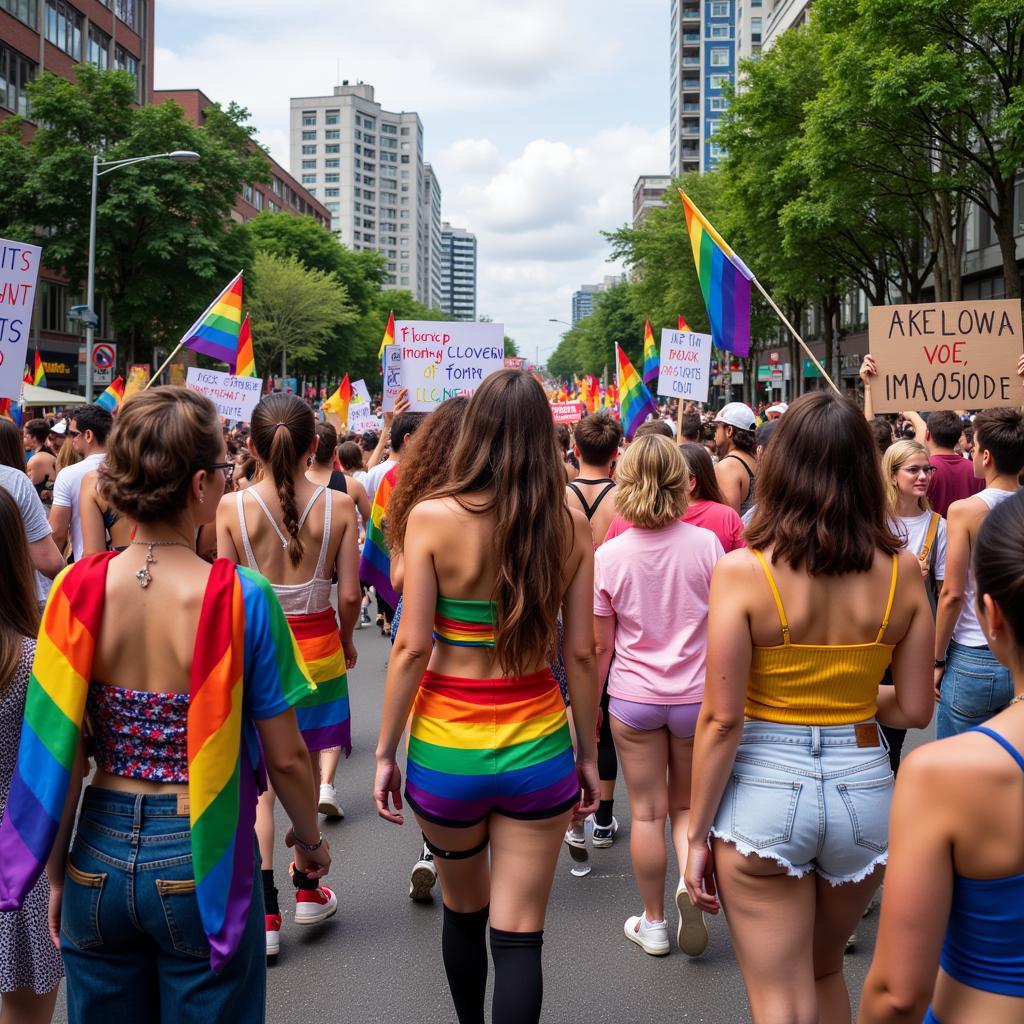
top-left (405, 668), bottom-right (579, 827)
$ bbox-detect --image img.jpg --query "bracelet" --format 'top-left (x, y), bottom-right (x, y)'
top-left (294, 830), bottom-right (323, 853)
top-left (934, 659), bottom-right (947, 669)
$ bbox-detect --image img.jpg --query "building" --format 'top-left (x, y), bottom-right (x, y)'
top-left (289, 82), bottom-right (430, 303)
top-left (440, 223), bottom-right (477, 321)
top-left (761, 0), bottom-right (810, 50)
top-left (632, 174), bottom-right (672, 227)
top-left (735, 0), bottom-right (766, 64)
top-left (669, 0), bottom-right (737, 176)
top-left (421, 164), bottom-right (443, 310)
top-left (571, 274), bottom-right (626, 325)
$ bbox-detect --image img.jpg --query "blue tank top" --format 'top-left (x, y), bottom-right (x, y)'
top-left (939, 726), bottom-right (1024, 998)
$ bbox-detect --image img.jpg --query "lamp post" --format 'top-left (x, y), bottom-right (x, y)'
top-left (544, 318), bottom-right (573, 370)
top-left (84, 150), bottom-right (200, 401)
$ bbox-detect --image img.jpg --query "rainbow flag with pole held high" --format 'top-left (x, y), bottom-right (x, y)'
top-left (679, 190), bottom-right (753, 357)
top-left (642, 319), bottom-right (659, 389)
top-left (377, 310), bottom-right (395, 369)
top-left (231, 315), bottom-right (256, 378)
top-left (615, 344), bottom-right (657, 440)
top-left (360, 465), bottom-right (399, 612)
top-left (181, 272), bottom-right (244, 366)
top-left (95, 376), bottom-right (125, 414)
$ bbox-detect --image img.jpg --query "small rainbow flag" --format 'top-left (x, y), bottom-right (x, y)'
top-left (679, 190), bottom-right (753, 357)
top-left (616, 344), bottom-right (657, 440)
top-left (678, 314), bottom-right (692, 332)
top-left (642, 320), bottom-right (659, 389)
top-left (181, 272), bottom-right (244, 366)
top-left (232, 315), bottom-right (256, 378)
top-left (32, 350), bottom-right (46, 388)
top-left (95, 376), bottom-right (125, 414)
top-left (322, 374), bottom-right (352, 429)
top-left (360, 465), bottom-right (399, 611)
top-left (377, 309), bottom-right (395, 366)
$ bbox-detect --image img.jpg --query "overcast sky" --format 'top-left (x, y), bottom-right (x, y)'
top-left (156, 0), bottom-right (669, 362)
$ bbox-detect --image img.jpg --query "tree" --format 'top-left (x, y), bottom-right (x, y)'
top-left (247, 252), bottom-right (355, 376)
top-left (503, 336), bottom-right (519, 357)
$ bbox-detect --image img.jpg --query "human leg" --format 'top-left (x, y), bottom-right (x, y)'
top-left (595, 685), bottom-right (617, 833)
top-left (667, 727), bottom-right (707, 956)
top-left (0, 987), bottom-right (60, 1024)
top-left (318, 747), bottom-right (344, 818)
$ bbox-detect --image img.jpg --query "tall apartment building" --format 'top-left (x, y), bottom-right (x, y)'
top-left (669, 0), bottom-right (737, 176)
top-left (289, 82), bottom-right (431, 303)
top-left (440, 223), bottom-right (477, 321)
top-left (633, 174), bottom-right (672, 227)
top-left (571, 274), bottom-right (626, 325)
top-left (421, 164), bottom-right (443, 309)
top-left (761, 0), bottom-right (810, 49)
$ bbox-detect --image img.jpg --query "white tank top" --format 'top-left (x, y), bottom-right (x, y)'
top-left (236, 485), bottom-right (334, 616)
top-left (951, 487), bottom-right (1016, 647)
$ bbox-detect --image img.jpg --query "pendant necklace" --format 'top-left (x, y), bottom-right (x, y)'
top-left (130, 539), bottom-right (193, 589)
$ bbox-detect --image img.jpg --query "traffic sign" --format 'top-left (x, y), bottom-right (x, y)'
top-left (93, 343), bottom-right (116, 370)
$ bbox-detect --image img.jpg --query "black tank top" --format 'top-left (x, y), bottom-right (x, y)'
top-left (327, 470), bottom-right (348, 494)
top-left (567, 478), bottom-right (615, 521)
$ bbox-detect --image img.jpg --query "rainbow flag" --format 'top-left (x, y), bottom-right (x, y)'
top-left (360, 465), bottom-right (399, 611)
top-left (95, 376), bottom-right (125, 414)
top-left (642, 319), bottom-right (659, 389)
top-left (0, 398), bottom-right (23, 427)
top-left (322, 374), bottom-right (352, 429)
top-left (181, 272), bottom-right (244, 366)
top-left (615, 344), bottom-right (657, 440)
top-left (377, 309), bottom-right (395, 365)
top-left (582, 374), bottom-right (600, 414)
top-left (678, 314), bottom-right (692, 332)
top-left (679, 190), bottom-right (753, 357)
top-left (22, 367), bottom-right (32, 386)
top-left (32, 350), bottom-right (46, 387)
top-left (232, 314), bottom-right (256, 378)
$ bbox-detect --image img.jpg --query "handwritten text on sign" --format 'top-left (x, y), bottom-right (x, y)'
top-left (657, 329), bottom-right (713, 404)
top-left (349, 378), bottom-right (381, 433)
top-left (382, 345), bottom-right (403, 413)
top-left (0, 237), bottom-right (43, 401)
top-left (186, 367), bottom-right (263, 422)
top-left (397, 320), bottom-right (505, 412)
top-left (550, 401), bottom-right (585, 424)
top-left (867, 299), bottom-right (1023, 413)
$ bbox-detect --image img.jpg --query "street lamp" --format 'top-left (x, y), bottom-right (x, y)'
top-left (548, 318), bottom-right (572, 327)
top-left (84, 150), bottom-right (200, 401)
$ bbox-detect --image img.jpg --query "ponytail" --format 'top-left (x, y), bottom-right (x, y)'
top-left (268, 423), bottom-right (304, 565)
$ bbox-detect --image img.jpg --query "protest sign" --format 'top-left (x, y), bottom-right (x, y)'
top-left (657, 329), bottom-right (713, 403)
top-left (348, 378), bottom-right (380, 432)
top-left (123, 363), bottom-right (150, 401)
top-left (397, 320), bottom-right (504, 412)
top-left (383, 344), bottom-right (403, 412)
top-left (186, 367), bottom-right (263, 422)
top-left (504, 356), bottom-right (525, 369)
top-left (868, 299), bottom-right (1023, 413)
top-left (0, 237), bottom-right (42, 401)
top-left (550, 401), bottom-right (584, 424)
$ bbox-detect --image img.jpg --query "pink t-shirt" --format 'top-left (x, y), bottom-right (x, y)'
top-left (594, 520), bottom-right (723, 705)
top-left (604, 499), bottom-right (745, 552)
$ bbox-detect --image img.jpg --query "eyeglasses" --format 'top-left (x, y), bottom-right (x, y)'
top-left (204, 462), bottom-right (235, 482)
top-left (900, 465), bottom-right (935, 476)
top-left (67, 429), bottom-right (81, 438)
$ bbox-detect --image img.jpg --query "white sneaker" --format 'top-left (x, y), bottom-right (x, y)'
top-left (294, 884), bottom-right (338, 926)
top-left (318, 783), bottom-right (344, 819)
top-left (675, 877), bottom-right (709, 956)
top-left (624, 913), bottom-right (670, 956)
top-left (409, 845), bottom-right (437, 902)
top-left (265, 914), bottom-right (281, 958)
top-left (590, 815), bottom-right (619, 848)
top-left (564, 820), bottom-right (586, 849)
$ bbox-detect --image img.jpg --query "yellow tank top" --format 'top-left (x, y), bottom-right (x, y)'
top-left (745, 550), bottom-right (899, 726)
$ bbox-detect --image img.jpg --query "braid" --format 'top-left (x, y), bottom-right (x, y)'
top-left (268, 423), bottom-right (304, 566)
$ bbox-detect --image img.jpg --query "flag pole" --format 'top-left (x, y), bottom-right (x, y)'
top-left (676, 398), bottom-right (684, 443)
top-left (750, 277), bottom-right (840, 396)
top-left (145, 341), bottom-right (186, 390)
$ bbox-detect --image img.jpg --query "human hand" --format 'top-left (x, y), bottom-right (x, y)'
top-left (47, 883), bottom-right (63, 949)
top-left (684, 840), bottom-right (720, 915)
top-left (342, 638), bottom-right (358, 670)
top-left (934, 665), bottom-right (944, 700)
top-left (285, 827), bottom-right (331, 879)
top-left (374, 756), bottom-right (404, 824)
top-left (574, 756), bottom-right (600, 820)
top-left (859, 354), bottom-right (877, 385)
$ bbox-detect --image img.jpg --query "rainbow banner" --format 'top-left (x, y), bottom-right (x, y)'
top-left (181, 272), bottom-right (244, 366)
top-left (33, 350), bottom-right (46, 387)
top-left (679, 190), bottom-right (753, 357)
top-left (232, 314), bottom-right (256, 378)
top-left (615, 344), bottom-right (657, 440)
top-left (360, 465), bottom-right (399, 611)
top-left (95, 376), bottom-right (125, 414)
top-left (642, 320), bottom-right (659, 389)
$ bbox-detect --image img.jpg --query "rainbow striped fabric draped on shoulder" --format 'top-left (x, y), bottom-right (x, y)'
top-left (360, 464), bottom-right (399, 610)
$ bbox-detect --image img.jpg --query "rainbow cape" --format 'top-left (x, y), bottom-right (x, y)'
top-left (181, 272), bottom-right (244, 366)
top-left (33, 350), bottom-right (46, 387)
top-left (679, 190), bottom-right (753, 357)
top-left (0, 555), bottom-right (313, 972)
top-left (615, 344), bottom-right (657, 440)
top-left (642, 319), bottom-right (659, 389)
top-left (231, 314), bottom-right (256, 378)
top-left (360, 464), bottom-right (399, 610)
top-left (96, 375), bottom-right (125, 414)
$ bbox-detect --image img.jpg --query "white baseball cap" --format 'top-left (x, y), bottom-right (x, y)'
top-left (714, 402), bottom-right (756, 432)
top-left (766, 402), bottom-right (788, 416)
top-left (49, 420), bottom-right (67, 435)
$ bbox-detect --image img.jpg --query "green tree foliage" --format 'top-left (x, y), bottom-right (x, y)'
top-left (548, 281), bottom-right (647, 378)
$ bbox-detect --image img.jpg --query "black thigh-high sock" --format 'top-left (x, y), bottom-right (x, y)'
top-left (490, 927), bottom-right (544, 1024)
top-left (441, 905), bottom-right (489, 1024)
top-left (261, 869), bottom-right (279, 917)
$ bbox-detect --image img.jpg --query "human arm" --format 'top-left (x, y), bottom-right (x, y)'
top-left (45, 745), bottom-right (85, 946)
top-left (593, 614), bottom-right (616, 696)
top-left (9, 472), bottom-right (64, 577)
top-left (390, 550), bottom-right (405, 596)
top-left (79, 475), bottom-right (107, 556)
top-left (368, 387), bottom-right (409, 470)
top-left (901, 410), bottom-right (927, 440)
top-left (215, 493), bottom-right (242, 562)
top-left (347, 477), bottom-right (371, 530)
top-left (860, 354), bottom-right (877, 420)
top-left (333, 493), bottom-right (361, 667)
top-left (714, 460), bottom-right (743, 513)
top-left (48, 470), bottom-right (72, 552)
top-left (933, 501), bottom-right (971, 693)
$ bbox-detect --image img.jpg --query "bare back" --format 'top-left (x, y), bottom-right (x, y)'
top-left (565, 478), bottom-right (618, 547)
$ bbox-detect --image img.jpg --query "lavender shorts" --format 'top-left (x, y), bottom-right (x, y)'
top-left (608, 697), bottom-right (701, 738)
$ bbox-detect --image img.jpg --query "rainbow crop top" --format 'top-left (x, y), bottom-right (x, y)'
top-left (433, 596), bottom-right (497, 648)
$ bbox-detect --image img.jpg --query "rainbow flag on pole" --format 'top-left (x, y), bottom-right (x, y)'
top-left (642, 319), bottom-right (659, 389)
top-left (679, 190), bottom-right (753, 357)
top-left (181, 272), bottom-right (244, 366)
top-left (360, 465), bottom-right (399, 611)
top-left (678, 314), bottom-right (692, 332)
top-left (615, 344), bottom-right (657, 440)
top-left (377, 309), bottom-right (395, 365)
top-left (0, 398), bottom-right (23, 427)
top-left (322, 374), bottom-right (352, 429)
top-left (96, 376), bottom-right (125, 414)
top-left (232, 315), bottom-right (256, 378)
top-left (32, 350), bottom-right (46, 387)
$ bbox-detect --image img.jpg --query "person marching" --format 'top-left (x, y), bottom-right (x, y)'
top-left (374, 370), bottom-right (599, 1024)
top-left (712, 403), bottom-right (758, 516)
top-left (217, 393), bottom-right (360, 959)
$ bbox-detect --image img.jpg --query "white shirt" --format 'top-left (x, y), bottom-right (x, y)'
top-left (51, 452), bottom-right (105, 561)
top-left (363, 458), bottom-right (396, 504)
top-left (0, 464), bottom-right (54, 602)
top-left (888, 511), bottom-right (947, 580)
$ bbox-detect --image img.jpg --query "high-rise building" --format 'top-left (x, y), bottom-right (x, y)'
top-left (734, 0), bottom-right (765, 64)
top-left (669, 0), bottom-right (736, 175)
top-left (421, 164), bottom-right (443, 310)
top-left (761, 0), bottom-right (810, 49)
top-left (571, 275), bottom-right (626, 325)
top-left (633, 174), bottom-right (673, 227)
top-left (440, 223), bottom-right (477, 320)
top-left (289, 82), bottom-right (429, 302)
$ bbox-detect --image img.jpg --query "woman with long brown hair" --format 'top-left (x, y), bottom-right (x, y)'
top-left (374, 370), bottom-right (599, 1024)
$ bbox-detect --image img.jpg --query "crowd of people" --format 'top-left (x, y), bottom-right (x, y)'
top-left (0, 359), bottom-right (1023, 1024)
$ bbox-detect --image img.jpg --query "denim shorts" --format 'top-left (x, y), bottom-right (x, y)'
top-left (711, 720), bottom-right (894, 885)
top-left (936, 640), bottom-right (1014, 740)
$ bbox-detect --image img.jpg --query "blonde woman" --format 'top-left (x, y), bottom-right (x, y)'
top-left (594, 435), bottom-right (723, 957)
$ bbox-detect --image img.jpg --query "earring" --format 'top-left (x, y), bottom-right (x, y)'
top-left (199, 493), bottom-right (205, 504)
top-left (307, 456), bottom-right (313, 467)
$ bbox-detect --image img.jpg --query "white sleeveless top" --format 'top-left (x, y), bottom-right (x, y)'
top-left (236, 485), bottom-right (334, 616)
top-left (952, 487), bottom-right (1015, 647)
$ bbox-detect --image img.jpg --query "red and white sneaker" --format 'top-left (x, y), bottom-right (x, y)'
top-left (295, 885), bottom-right (338, 926)
top-left (265, 914), bottom-right (282, 957)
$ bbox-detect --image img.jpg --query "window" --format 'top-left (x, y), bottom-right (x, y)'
top-left (0, 44), bottom-right (36, 118)
top-left (710, 96), bottom-right (729, 111)
top-left (326, 202), bottom-right (340, 212)
top-left (114, 0), bottom-right (137, 28)
top-left (326, 109), bottom-right (339, 124)
top-left (400, 155), bottom-right (409, 164)
top-left (709, 25), bottom-right (729, 37)
top-left (325, 158), bottom-right (339, 168)
top-left (302, 114), bottom-right (316, 127)
top-left (302, 145), bottom-right (316, 155)
top-left (1, 0), bottom-right (37, 28)
top-left (325, 130), bottom-right (339, 140)
top-left (709, 73), bottom-right (730, 90)
top-left (381, 123), bottom-right (397, 134)
top-left (113, 45), bottom-right (138, 97)
top-left (362, 116), bottom-right (375, 128)
top-left (324, 173), bottom-right (339, 183)
top-left (710, 47), bottom-right (730, 66)
top-left (325, 188), bottom-right (339, 197)
top-left (751, 16), bottom-right (762, 39)
top-left (710, 0), bottom-right (729, 14)
top-left (400, 126), bottom-right (409, 135)
top-left (242, 184), bottom-right (254, 204)
top-left (84, 24), bottom-right (110, 68)
top-left (302, 130), bottom-right (315, 141)
top-left (45, 0), bottom-right (84, 59)
top-left (301, 159), bottom-right (315, 169)
top-left (272, 177), bottom-right (282, 195)
top-left (325, 144), bottom-right (339, 154)
top-left (253, 190), bottom-right (264, 211)
top-left (301, 174), bottom-right (315, 185)
top-left (400, 277), bottom-right (409, 286)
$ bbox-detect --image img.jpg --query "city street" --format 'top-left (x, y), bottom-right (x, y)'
top-left (50, 622), bottom-right (906, 1024)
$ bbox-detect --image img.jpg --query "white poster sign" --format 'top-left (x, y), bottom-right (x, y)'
top-left (397, 320), bottom-right (505, 412)
top-left (186, 367), bottom-right (263, 422)
top-left (0, 237), bottom-right (43, 401)
top-left (382, 344), bottom-right (403, 412)
top-left (657, 329), bottom-right (713, 403)
top-left (348, 378), bottom-right (380, 433)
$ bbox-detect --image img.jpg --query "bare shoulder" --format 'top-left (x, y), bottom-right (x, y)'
top-left (328, 487), bottom-right (356, 516)
top-left (902, 731), bottom-right (1016, 798)
top-left (407, 497), bottom-right (453, 528)
top-left (946, 494), bottom-right (988, 529)
top-left (714, 545), bottom-right (761, 580)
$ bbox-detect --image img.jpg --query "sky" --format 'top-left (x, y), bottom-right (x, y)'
top-left (155, 0), bottom-right (669, 362)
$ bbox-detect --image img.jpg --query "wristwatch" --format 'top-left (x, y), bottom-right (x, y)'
top-left (294, 830), bottom-right (324, 853)
top-left (934, 659), bottom-right (947, 669)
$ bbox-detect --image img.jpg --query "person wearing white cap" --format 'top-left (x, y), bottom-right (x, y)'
top-left (765, 402), bottom-right (788, 420)
top-left (713, 402), bottom-right (758, 517)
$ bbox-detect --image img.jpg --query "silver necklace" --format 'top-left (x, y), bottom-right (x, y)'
top-left (130, 539), bottom-right (193, 589)
top-left (1009, 692), bottom-right (1024, 707)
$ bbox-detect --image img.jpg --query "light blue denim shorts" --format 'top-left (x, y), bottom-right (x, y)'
top-left (711, 720), bottom-right (894, 885)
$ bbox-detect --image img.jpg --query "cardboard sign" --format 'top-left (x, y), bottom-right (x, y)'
top-left (550, 401), bottom-right (584, 424)
top-left (397, 320), bottom-right (505, 411)
top-left (0, 237), bottom-right (42, 401)
top-left (657, 329), bottom-right (713, 403)
top-left (185, 367), bottom-right (263, 422)
top-left (383, 344), bottom-right (403, 412)
top-left (348, 378), bottom-right (380, 433)
top-left (867, 299), bottom-right (1023, 412)
top-left (504, 356), bottom-right (524, 369)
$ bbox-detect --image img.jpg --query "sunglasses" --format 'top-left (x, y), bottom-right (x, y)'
top-left (67, 429), bottom-right (81, 438)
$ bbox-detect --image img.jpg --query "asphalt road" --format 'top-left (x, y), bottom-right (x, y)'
top-left (48, 621), bottom-right (931, 1024)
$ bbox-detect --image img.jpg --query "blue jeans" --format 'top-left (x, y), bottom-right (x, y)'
top-left (936, 641), bottom-right (1014, 740)
top-left (62, 787), bottom-right (266, 1024)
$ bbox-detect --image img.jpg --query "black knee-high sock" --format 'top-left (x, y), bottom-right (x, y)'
top-left (442, 905), bottom-right (489, 1024)
top-left (490, 927), bottom-right (544, 1024)
top-left (261, 869), bottom-right (279, 917)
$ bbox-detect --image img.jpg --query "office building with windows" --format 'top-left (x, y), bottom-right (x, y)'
top-left (633, 174), bottom-right (672, 227)
top-left (440, 223), bottom-right (477, 320)
top-left (421, 163), bottom-right (443, 309)
top-left (669, 0), bottom-right (737, 175)
top-left (571, 274), bottom-right (626, 325)
top-left (761, 0), bottom-right (809, 49)
top-left (289, 82), bottom-right (430, 303)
